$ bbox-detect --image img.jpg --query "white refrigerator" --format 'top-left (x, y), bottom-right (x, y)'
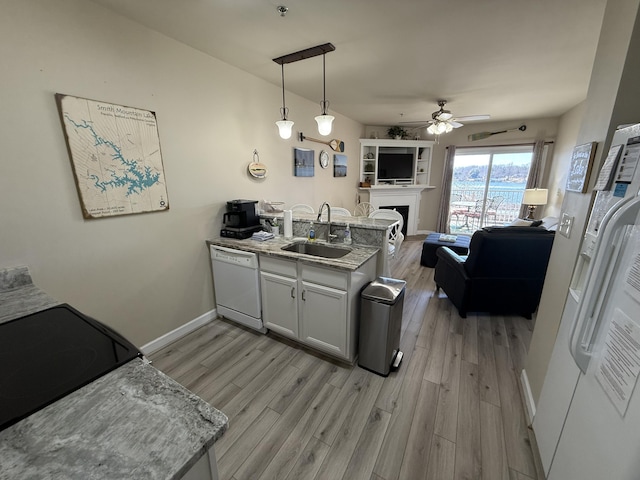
top-left (534, 124), bottom-right (640, 479)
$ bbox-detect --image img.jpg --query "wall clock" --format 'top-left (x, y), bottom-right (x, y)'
top-left (319, 150), bottom-right (329, 169)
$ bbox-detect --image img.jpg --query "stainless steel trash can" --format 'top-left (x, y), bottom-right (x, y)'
top-left (358, 276), bottom-right (406, 376)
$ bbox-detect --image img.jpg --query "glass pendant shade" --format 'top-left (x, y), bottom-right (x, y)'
top-left (276, 64), bottom-right (293, 139)
top-left (316, 53), bottom-right (334, 136)
top-left (427, 119), bottom-right (454, 136)
top-left (315, 114), bottom-right (334, 136)
top-left (276, 119), bottom-right (294, 139)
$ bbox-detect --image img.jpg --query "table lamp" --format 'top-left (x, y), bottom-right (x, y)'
top-left (523, 188), bottom-right (548, 219)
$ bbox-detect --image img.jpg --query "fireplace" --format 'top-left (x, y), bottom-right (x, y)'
top-left (359, 185), bottom-right (428, 236)
top-left (380, 205), bottom-right (408, 236)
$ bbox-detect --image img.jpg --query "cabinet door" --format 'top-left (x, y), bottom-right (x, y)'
top-left (300, 281), bottom-right (348, 358)
top-left (260, 272), bottom-right (298, 338)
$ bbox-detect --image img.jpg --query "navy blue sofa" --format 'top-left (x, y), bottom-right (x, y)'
top-left (434, 226), bottom-right (555, 318)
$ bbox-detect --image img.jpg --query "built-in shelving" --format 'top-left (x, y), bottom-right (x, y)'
top-left (359, 139), bottom-right (434, 187)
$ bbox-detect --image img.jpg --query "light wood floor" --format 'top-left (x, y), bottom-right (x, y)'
top-left (150, 237), bottom-right (543, 480)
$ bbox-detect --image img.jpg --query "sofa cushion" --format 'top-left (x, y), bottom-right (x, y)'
top-left (464, 227), bottom-right (555, 278)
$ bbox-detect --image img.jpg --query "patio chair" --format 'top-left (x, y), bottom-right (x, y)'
top-left (449, 194), bottom-right (467, 227)
top-left (464, 199), bottom-right (484, 230)
top-left (485, 196), bottom-right (504, 225)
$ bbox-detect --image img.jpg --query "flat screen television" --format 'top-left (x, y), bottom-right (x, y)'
top-left (377, 153), bottom-right (414, 180)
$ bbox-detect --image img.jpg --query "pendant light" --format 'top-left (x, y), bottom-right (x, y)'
top-left (315, 53), bottom-right (334, 136)
top-left (272, 43), bottom-right (336, 139)
top-left (275, 63), bottom-right (294, 139)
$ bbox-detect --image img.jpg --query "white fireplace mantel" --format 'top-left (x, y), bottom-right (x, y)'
top-left (358, 185), bottom-right (434, 236)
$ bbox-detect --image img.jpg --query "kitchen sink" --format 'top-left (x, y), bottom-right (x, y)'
top-left (281, 242), bottom-right (351, 259)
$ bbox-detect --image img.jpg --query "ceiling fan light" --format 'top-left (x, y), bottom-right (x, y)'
top-left (436, 122), bottom-right (448, 134)
top-left (444, 123), bottom-right (453, 133)
top-left (276, 119), bottom-right (294, 139)
top-left (315, 114), bottom-right (334, 136)
top-left (427, 124), bottom-right (438, 135)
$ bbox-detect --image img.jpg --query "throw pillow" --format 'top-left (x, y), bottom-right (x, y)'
top-left (508, 218), bottom-right (543, 227)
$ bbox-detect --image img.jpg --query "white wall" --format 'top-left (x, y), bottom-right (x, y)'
top-left (539, 103), bottom-right (586, 219)
top-left (525, 0), bottom-right (640, 403)
top-left (0, 0), bottom-right (363, 346)
top-left (523, 103), bottom-right (585, 401)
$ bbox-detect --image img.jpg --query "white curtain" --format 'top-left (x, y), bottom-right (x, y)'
top-left (436, 145), bottom-right (456, 233)
top-left (519, 140), bottom-right (545, 218)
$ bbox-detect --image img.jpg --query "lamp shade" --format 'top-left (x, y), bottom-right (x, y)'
top-left (276, 120), bottom-right (294, 139)
top-left (315, 114), bottom-right (334, 136)
top-left (523, 188), bottom-right (548, 205)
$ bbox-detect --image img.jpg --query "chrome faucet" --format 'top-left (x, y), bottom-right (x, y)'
top-left (317, 202), bottom-right (331, 223)
top-left (317, 202), bottom-right (337, 242)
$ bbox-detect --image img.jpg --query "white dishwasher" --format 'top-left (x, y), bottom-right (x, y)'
top-left (210, 245), bottom-right (266, 333)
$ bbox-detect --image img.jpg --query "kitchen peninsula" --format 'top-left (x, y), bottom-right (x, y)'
top-left (256, 210), bottom-right (394, 275)
top-left (207, 213), bottom-right (393, 363)
top-left (0, 266), bottom-right (228, 480)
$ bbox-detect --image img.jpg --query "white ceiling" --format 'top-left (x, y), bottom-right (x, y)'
top-left (90, 0), bottom-right (607, 128)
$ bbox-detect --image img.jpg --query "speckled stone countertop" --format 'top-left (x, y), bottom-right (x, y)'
top-left (207, 236), bottom-right (380, 271)
top-left (0, 266), bottom-right (59, 324)
top-left (260, 211), bottom-right (395, 229)
top-left (0, 266), bottom-right (228, 479)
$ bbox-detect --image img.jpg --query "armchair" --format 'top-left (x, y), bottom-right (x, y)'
top-left (434, 226), bottom-right (555, 318)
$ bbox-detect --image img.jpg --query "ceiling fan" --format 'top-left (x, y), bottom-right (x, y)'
top-left (401, 100), bottom-right (490, 135)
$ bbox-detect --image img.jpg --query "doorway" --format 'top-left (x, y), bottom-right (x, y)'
top-left (449, 145), bottom-right (534, 233)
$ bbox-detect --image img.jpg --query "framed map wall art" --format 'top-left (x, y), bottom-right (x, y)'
top-left (55, 93), bottom-right (169, 219)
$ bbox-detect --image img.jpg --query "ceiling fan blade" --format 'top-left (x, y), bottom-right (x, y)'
top-left (399, 120), bottom-right (432, 126)
top-left (437, 112), bottom-right (453, 121)
top-left (450, 121), bottom-right (464, 128)
top-left (454, 114), bottom-right (490, 122)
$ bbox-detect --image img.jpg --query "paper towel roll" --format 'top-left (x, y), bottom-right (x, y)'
top-left (283, 210), bottom-right (293, 239)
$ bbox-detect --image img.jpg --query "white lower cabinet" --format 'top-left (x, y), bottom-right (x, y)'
top-left (300, 280), bottom-right (347, 357)
top-left (259, 254), bottom-right (375, 362)
top-left (260, 270), bottom-right (298, 338)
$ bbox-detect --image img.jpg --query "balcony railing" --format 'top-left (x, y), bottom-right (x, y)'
top-left (449, 187), bottom-right (524, 233)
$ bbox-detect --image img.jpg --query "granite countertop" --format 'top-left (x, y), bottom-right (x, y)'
top-left (207, 236), bottom-right (380, 271)
top-left (260, 211), bottom-right (395, 230)
top-left (0, 358), bottom-right (227, 480)
top-left (0, 266), bottom-right (228, 479)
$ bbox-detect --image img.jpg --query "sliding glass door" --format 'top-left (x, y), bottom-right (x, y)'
top-left (449, 145), bottom-right (534, 233)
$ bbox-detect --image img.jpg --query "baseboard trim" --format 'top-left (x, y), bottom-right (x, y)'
top-left (140, 308), bottom-right (217, 355)
top-left (520, 368), bottom-right (536, 425)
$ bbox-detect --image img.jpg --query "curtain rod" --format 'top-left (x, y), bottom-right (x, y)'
top-left (454, 141), bottom-right (554, 149)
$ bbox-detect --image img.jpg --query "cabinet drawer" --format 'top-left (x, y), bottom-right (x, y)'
top-left (301, 263), bottom-right (348, 290)
top-left (259, 255), bottom-right (297, 277)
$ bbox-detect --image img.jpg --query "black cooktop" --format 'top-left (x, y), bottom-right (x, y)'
top-left (0, 304), bottom-right (141, 431)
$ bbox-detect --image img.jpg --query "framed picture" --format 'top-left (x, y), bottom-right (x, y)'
top-left (566, 142), bottom-right (597, 193)
top-left (294, 147), bottom-right (314, 177)
top-left (55, 93), bottom-right (169, 219)
top-left (333, 154), bottom-right (347, 177)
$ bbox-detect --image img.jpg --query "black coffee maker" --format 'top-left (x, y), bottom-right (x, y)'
top-left (221, 200), bottom-right (263, 239)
